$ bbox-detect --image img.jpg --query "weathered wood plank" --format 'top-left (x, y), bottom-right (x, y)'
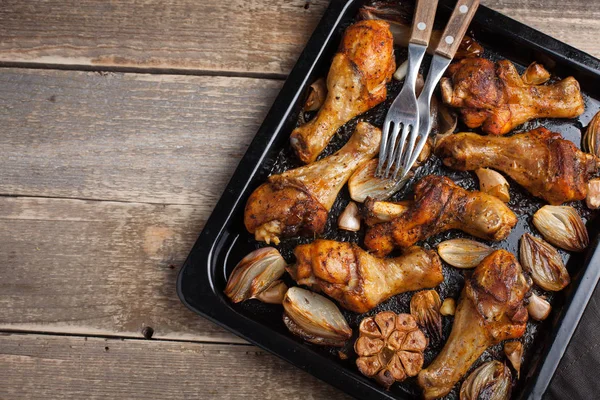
top-left (0, 333), bottom-right (349, 399)
top-left (0, 196), bottom-right (240, 342)
top-left (0, 68), bottom-right (281, 205)
top-left (0, 1), bottom-right (597, 77)
top-left (0, 0), bottom-right (329, 76)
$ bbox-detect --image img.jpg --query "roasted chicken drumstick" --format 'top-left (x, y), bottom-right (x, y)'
top-left (440, 58), bottom-right (584, 135)
top-left (418, 250), bottom-right (531, 400)
top-left (364, 175), bottom-right (517, 257)
top-left (435, 127), bottom-right (600, 204)
top-left (288, 240), bottom-right (443, 313)
top-left (290, 20), bottom-right (395, 163)
top-left (244, 122), bottom-right (380, 244)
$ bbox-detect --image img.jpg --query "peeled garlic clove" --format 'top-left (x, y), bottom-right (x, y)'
top-left (527, 292), bottom-right (552, 321)
top-left (522, 62), bottom-right (551, 85)
top-left (519, 234), bottom-right (570, 291)
top-left (460, 361), bottom-right (512, 400)
top-left (475, 168), bottom-right (510, 203)
top-left (303, 77), bottom-right (327, 112)
top-left (283, 287), bottom-right (352, 347)
top-left (533, 206), bottom-right (589, 252)
top-left (255, 280), bottom-right (288, 304)
top-left (584, 111), bottom-right (600, 157)
top-left (410, 290), bottom-right (442, 343)
top-left (393, 59), bottom-right (408, 81)
top-left (338, 201), bottom-right (361, 232)
top-left (504, 341), bottom-right (523, 379)
top-left (224, 247), bottom-right (287, 303)
top-left (440, 298), bottom-right (456, 316)
top-left (348, 159), bottom-right (412, 203)
top-left (437, 239), bottom-right (494, 269)
top-left (587, 179), bottom-right (600, 209)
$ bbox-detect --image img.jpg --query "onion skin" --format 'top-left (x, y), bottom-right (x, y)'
top-left (519, 233), bottom-right (570, 291)
top-left (460, 361), bottom-right (512, 400)
top-left (255, 280), bottom-right (288, 304)
top-left (224, 247), bottom-right (287, 303)
top-left (532, 206), bottom-right (589, 252)
top-left (282, 287), bottom-right (352, 347)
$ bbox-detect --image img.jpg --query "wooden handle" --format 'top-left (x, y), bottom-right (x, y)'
top-left (409, 0), bottom-right (439, 46)
top-left (434, 0), bottom-right (479, 59)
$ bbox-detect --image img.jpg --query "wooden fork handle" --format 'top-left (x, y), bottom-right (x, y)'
top-left (435, 0), bottom-right (480, 59)
top-left (409, 0), bottom-right (439, 46)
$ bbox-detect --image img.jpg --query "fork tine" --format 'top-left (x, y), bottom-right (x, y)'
top-left (376, 119), bottom-right (392, 177)
top-left (392, 124), bottom-right (413, 180)
top-left (402, 132), bottom-right (430, 180)
top-left (383, 122), bottom-right (402, 178)
top-left (400, 124), bottom-right (420, 173)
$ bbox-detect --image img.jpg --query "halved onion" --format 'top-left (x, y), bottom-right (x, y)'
top-left (460, 361), bottom-right (512, 400)
top-left (283, 287), bottom-right (352, 347)
top-left (533, 206), bottom-right (589, 252)
top-left (519, 234), bottom-right (570, 291)
top-left (224, 247), bottom-right (287, 303)
top-left (437, 239), bottom-right (494, 269)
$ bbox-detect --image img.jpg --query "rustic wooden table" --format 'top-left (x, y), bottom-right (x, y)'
top-left (0, 1), bottom-right (598, 399)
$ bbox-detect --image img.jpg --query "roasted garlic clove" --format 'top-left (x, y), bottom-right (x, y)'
top-left (282, 287), bottom-right (352, 347)
top-left (224, 247), bottom-right (287, 303)
top-left (440, 298), bottom-right (456, 316)
top-left (527, 292), bottom-right (552, 321)
top-left (584, 110), bottom-right (600, 157)
top-left (338, 201), bottom-right (361, 231)
top-left (355, 312), bottom-right (427, 389)
top-left (587, 179), bottom-right (600, 209)
top-left (410, 290), bottom-right (442, 343)
top-left (460, 361), bottom-right (512, 400)
top-left (437, 239), bottom-right (494, 269)
top-left (255, 280), bottom-right (288, 304)
top-left (519, 234), bottom-right (570, 291)
top-left (475, 168), bottom-right (510, 203)
top-left (522, 62), bottom-right (551, 85)
top-left (393, 59), bottom-right (408, 81)
top-left (504, 341), bottom-right (523, 378)
top-left (303, 78), bottom-right (327, 112)
top-left (363, 198), bottom-right (411, 225)
top-left (533, 206), bottom-right (589, 252)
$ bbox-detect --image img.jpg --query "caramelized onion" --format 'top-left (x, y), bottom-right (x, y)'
top-left (519, 234), bottom-right (570, 291)
top-left (224, 247), bottom-right (287, 303)
top-left (437, 239), bottom-right (494, 269)
top-left (283, 287), bottom-right (352, 347)
top-left (460, 361), bottom-right (512, 400)
top-left (584, 110), bottom-right (600, 157)
top-left (410, 290), bottom-right (442, 343)
top-left (533, 206), bottom-right (589, 252)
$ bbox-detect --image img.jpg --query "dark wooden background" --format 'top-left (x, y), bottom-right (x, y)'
top-left (0, 1), bottom-right (598, 398)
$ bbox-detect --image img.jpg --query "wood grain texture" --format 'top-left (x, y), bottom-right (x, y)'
top-left (0, 333), bottom-right (349, 399)
top-left (0, 68), bottom-right (281, 205)
top-left (0, 0), bottom-right (329, 76)
top-left (0, 0), bottom-right (597, 77)
top-left (0, 196), bottom-right (240, 342)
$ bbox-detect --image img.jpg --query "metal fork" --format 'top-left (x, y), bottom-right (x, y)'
top-left (377, 0), bottom-right (438, 179)
top-left (400, 0), bottom-right (480, 179)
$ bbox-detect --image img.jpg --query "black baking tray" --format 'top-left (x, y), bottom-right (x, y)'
top-left (177, 1), bottom-right (600, 399)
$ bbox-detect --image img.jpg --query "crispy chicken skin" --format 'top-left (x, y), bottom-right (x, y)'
top-left (288, 240), bottom-right (443, 313)
top-left (418, 250), bottom-right (531, 400)
top-left (290, 20), bottom-right (395, 163)
top-left (440, 58), bottom-right (584, 135)
top-left (436, 127), bottom-right (600, 204)
top-left (364, 176), bottom-right (517, 256)
top-left (244, 122), bottom-right (381, 244)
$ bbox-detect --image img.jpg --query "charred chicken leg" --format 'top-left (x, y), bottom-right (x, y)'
top-left (417, 250), bottom-right (531, 399)
top-left (435, 127), bottom-right (600, 204)
top-left (289, 240), bottom-right (443, 313)
top-left (364, 175), bottom-right (517, 256)
top-left (290, 20), bottom-right (395, 163)
top-left (244, 122), bottom-right (381, 244)
top-left (440, 58), bottom-right (584, 135)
